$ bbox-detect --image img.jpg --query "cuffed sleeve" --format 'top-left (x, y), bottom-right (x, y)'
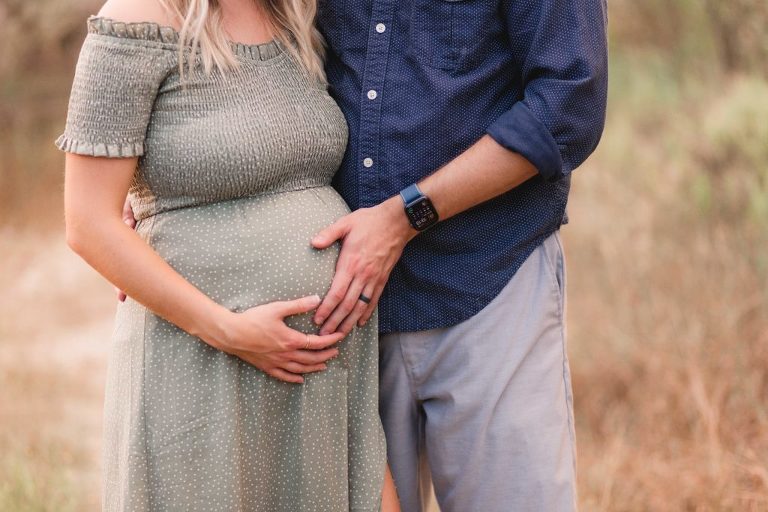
top-left (488, 0), bottom-right (609, 181)
top-left (55, 20), bottom-right (176, 158)
top-left (487, 102), bottom-right (564, 181)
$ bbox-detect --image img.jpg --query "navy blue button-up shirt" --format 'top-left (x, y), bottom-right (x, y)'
top-left (317, 0), bottom-right (608, 334)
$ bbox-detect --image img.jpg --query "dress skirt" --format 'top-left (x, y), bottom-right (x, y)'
top-left (102, 186), bottom-right (387, 511)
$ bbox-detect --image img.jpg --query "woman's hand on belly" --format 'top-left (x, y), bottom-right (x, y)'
top-left (214, 295), bottom-right (346, 384)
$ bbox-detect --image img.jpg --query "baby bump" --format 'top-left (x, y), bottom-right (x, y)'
top-left (137, 186), bottom-right (350, 320)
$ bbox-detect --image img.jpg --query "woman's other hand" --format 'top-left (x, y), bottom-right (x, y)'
top-left (214, 295), bottom-right (345, 384)
top-left (116, 196), bottom-right (136, 302)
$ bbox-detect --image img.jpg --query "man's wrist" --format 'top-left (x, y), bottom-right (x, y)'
top-left (381, 195), bottom-right (419, 242)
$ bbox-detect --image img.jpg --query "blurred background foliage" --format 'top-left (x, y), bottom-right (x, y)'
top-left (1, 0), bottom-right (767, 510)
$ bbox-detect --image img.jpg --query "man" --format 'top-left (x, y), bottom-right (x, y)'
top-left (309, 1), bottom-right (608, 511)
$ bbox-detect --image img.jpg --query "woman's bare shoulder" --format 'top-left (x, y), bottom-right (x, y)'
top-left (97, 0), bottom-right (180, 29)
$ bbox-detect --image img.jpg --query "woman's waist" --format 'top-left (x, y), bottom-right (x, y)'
top-left (132, 180), bottom-right (347, 222)
top-left (134, 185), bottom-right (346, 284)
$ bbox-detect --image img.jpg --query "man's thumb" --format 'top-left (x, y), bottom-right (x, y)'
top-left (311, 220), bottom-right (346, 249)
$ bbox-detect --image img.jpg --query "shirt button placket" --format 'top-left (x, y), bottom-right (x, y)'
top-left (358, 2), bottom-right (395, 208)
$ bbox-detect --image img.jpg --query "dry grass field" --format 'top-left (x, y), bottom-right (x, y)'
top-left (1, 0), bottom-right (767, 510)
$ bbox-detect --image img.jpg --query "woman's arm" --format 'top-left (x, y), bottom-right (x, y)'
top-left (64, 154), bottom-right (343, 383)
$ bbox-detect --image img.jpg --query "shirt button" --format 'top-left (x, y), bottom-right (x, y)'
top-left (367, 90), bottom-right (378, 100)
top-left (375, 23), bottom-right (386, 34)
top-left (363, 158), bottom-right (374, 168)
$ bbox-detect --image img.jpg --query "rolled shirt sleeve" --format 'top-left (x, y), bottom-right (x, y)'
top-left (487, 0), bottom-right (609, 181)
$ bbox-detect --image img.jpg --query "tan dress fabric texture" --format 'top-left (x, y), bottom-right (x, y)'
top-left (57, 17), bottom-right (386, 512)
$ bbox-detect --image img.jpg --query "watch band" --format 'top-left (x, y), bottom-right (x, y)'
top-left (400, 184), bottom-right (423, 205)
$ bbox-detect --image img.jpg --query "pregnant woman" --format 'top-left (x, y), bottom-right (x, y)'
top-left (58, 0), bottom-right (398, 510)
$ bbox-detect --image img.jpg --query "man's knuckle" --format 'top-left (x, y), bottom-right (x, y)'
top-left (363, 263), bottom-right (379, 278)
top-left (346, 254), bottom-right (361, 269)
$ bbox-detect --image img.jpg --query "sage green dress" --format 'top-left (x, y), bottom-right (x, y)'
top-left (56, 17), bottom-right (386, 512)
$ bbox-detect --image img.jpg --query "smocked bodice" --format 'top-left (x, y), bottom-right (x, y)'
top-left (57, 17), bottom-right (349, 220)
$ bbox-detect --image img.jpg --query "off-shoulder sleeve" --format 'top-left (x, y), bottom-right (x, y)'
top-left (55, 28), bottom-right (176, 158)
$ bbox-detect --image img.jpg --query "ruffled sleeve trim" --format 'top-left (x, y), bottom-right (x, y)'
top-left (55, 135), bottom-right (145, 158)
top-left (87, 16), bottom-right (180, 45)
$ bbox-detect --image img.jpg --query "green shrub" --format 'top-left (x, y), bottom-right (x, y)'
top-left (700, 77), bottom-right (768, 228)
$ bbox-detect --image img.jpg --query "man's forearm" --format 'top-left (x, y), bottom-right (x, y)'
top-left (312, 135), bottom-right (541, 333)
top-left (418, 134), bottom-right (538, 222)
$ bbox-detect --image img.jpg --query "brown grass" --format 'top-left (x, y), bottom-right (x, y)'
top-left (1, 0), bottom-right (767, 510)
top-left (0, 231), bottom-right (112, 510)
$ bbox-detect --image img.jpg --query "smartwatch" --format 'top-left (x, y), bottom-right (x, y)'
top-left (400, 184), bottom-right (439, 231)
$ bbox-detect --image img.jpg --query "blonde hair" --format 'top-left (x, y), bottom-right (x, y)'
top-left (158, 0), bottom-right (325, 82)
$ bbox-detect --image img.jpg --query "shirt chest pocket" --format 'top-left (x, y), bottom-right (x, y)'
top-left (410, 0), bottom-right (497, 73)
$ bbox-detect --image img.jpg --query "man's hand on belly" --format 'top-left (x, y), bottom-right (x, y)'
top-left (311, 196), bottom-right (417, 335)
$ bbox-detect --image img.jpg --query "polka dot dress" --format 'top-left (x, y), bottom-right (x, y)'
top-left (56, 17), bottom-right (386, 512)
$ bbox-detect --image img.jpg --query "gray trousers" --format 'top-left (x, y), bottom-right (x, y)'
top-left (379, 232), bottom-right (577, 512)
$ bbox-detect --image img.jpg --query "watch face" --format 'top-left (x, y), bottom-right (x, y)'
top-left (406, 197), bottom-right (439, 231)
